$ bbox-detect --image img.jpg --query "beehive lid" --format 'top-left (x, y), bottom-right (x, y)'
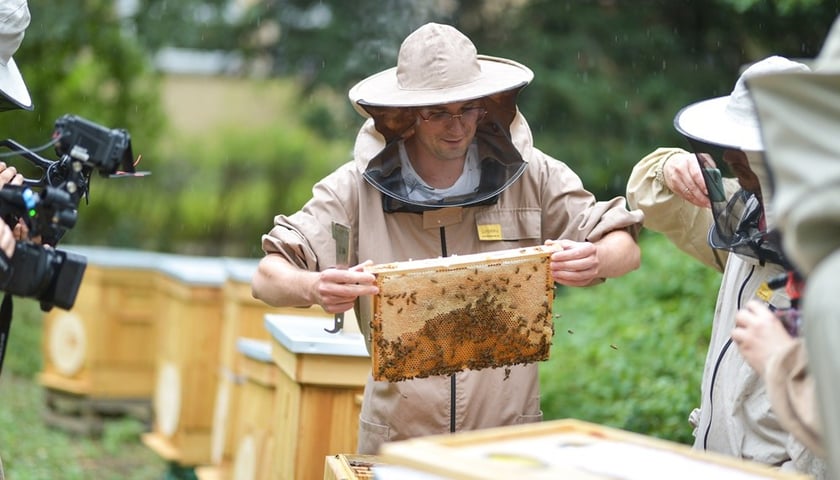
top-left (264, 314), bottom-right (369, 357)
top-left (366, 246), bottom-right (556, 382)
top-left (236, 337), bottom-right (272, 363)
top-left (61, 244), bottom-right (164, 270)
top-left (224, 257), bottom-right (260, 283)
top-left (157, 255), bottom-right (227, 286)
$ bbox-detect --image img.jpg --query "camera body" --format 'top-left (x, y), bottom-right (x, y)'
top-left (0, 242), bottom-right (85, 311)
top-left (53, 114), bottom-right (135, 177)
top-left (0, 184), bottom-right (77, 246)
top-left (0, 114), bottom-right (141, 311)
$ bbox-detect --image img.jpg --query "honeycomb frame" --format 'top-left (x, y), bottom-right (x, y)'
top-left (366, 246), bottom-right (556, 382)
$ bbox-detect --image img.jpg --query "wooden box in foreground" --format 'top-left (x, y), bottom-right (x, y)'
top-left (366, 246), bottom-right (555, 382)
top-left (323, 454), bottom-right (381, 480)
top-left (377, 419), bottom-right (811, 479)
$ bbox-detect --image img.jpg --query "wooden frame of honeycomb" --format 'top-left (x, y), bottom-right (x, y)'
top-left (366, 246), bottom-right (556, 382)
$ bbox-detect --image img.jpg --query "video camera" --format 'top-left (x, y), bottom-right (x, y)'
top-left (0, 114), bottom-right (146, 311)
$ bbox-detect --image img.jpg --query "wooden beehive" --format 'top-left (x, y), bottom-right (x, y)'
top-left (38, 246), bottom-right (160, 398)
top-left (265, 314), bottom-right (370, 480)
top-left (210, 258), bottom-right (359, 470)
top-left (218, 259), bottom-right (274, 371)
top-left (37, 246), bottom-right (161, 435)
top-left (366, 246), bottom-right (555, 382)
top-left (226, 338), bottom-right (277, 480)
top-left (142, 255), bottom-right (227, 467)
top-left (378, 419), bottom-right (812, 479)
top-left (209, 258), bottom-right (340, 471)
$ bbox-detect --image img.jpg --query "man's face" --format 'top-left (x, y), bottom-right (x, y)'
top-left (723, 149), bottom-right (762, 195)
top-left (411, 100), bottom-right (485, 163)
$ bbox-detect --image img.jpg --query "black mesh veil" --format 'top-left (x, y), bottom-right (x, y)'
top-left (682, 136), bottom-right (791, 269)
top-left (362, 118), bottom-right (527, 213)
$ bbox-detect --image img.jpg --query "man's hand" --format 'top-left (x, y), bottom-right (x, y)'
top-left (545, 239), bottom-right (601, 287)
top-left (732, 300), bottom-right (796, 377)
top-left (314, 261), bottom-right (378, 314)
top-left (546, 229), bottom-right (639, 287)
top-left (663, 152), bottom-right (713, 208)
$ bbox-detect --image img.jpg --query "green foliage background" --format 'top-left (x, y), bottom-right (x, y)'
top-left (541, 232), bottom-right (720, 444)
top-left (0, 1), bottom-right (836, 255)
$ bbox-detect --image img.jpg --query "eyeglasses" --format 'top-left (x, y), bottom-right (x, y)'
top-left (417, 106), bottom-right (487, 126)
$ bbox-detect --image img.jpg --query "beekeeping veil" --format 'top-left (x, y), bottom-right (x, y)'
top-left (673, 56), bottom-right (810, 267)
top-left (348, 23), bottom-right (534, 212)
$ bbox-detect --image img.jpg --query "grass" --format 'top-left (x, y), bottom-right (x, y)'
top-left (0, 298), bottom-right (167, 480)
top-left (0, 231), bottom-right (723, 477)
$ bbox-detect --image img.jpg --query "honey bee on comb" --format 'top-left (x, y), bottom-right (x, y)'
top-left (367, 246), bottom-right (556, 382)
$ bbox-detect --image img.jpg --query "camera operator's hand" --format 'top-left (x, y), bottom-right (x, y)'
top-left (0, 222), bottom-right (14, 261)
top-left (0, 161), bottom-right (32, 241)
top-left (0, 161), bottom-right (23, 186)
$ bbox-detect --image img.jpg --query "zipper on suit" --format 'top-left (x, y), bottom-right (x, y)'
top-left (702, 264), bottom-right (755, 449)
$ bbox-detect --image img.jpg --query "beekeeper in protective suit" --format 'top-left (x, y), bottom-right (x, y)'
top-left (252, 22), bottom-right (643, 454)
top-left (745, 14), bottom-right (840, 480)
top-left (626, 55), bottom-right (827, 478)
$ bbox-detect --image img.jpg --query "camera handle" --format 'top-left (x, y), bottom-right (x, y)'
top-left (0, 138), bottom-right (54, 171)
top-left (0, 138), bottom-right (90, 208)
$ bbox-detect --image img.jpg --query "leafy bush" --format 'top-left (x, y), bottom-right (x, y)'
top-left (0, 2), bottom-right (165, 168)
top-left (541, 231), bottom-right (721, 445)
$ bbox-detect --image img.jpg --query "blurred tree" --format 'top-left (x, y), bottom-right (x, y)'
top-left (2, 0), bottom-right (836, 254)
top-left (471, 0), bottom-right (838, 197)
top-left (128, 0), bottom-right (237, 51)
top-left (230, 0), bottom-right (838, 199)
top-left (722, 0), bottom-right (826, 13)
top-left (230, 0), bottom-right (466, 140)
top-left (234, 0), bottom-right (457, 91)
top-left (0, 0), bottom-right (165, 176)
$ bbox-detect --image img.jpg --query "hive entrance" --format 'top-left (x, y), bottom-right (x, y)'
top-left (367, 246), bottom-right (556, 382)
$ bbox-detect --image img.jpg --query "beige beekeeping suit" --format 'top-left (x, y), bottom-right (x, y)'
top-left (748, 14), bottom-right (840, 480)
